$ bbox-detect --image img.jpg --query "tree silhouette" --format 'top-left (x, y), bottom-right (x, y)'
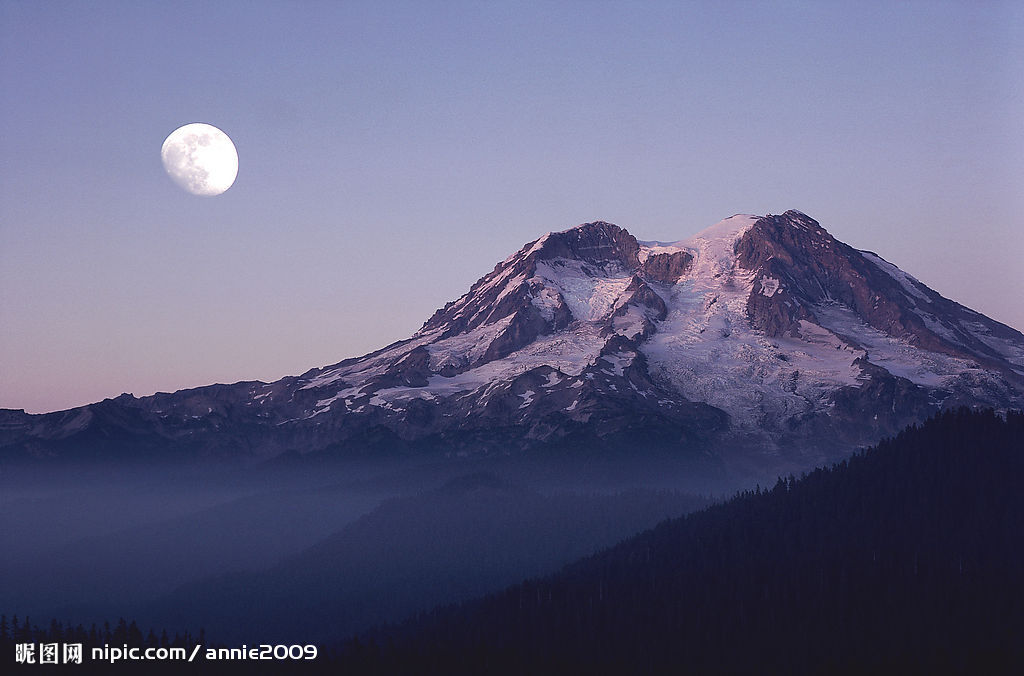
top-left (340, 408), bottom-right (1024, 675)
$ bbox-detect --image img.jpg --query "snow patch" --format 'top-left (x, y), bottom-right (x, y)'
top-left (600, 352), bottom-right (635, 377)
top-left (426, 315), bottom-right (515, 370)
top-left (813, 302), bottom-right (984, 387)
top-left (611, 305), bottom-right (647, 339)
top-left (524, 233), bottom-right (551, 258)
top-left (362, 325), bottom-right (608, 409)
top-left (676, 215), bottom-right (760, 254)
top-left (963, 321), bottom-right (1024, 367)
top-left (491, 273), bottom-right (527, 306)
top-left (760, 276), bottom-right (781, 297)
top-left (543, 371), bottom-right (563, 387)
top-left (301, 331), bottom-right (441, 390)
top-left (529, 283), bottom-right (563, 322)
top-left (314, 394), bottom-right (343, 411)
top-left (518, 390), bottom-right (535, 409)
top-left (534, 259), bottom-right (633, 321)
top-left (637, 240), bottom-right (688, 264)
top-left (860, 251), bottom-right (930, 304)
top-left (368, 394), bottom-right (395, 410)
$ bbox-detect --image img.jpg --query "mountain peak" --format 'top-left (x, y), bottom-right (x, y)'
top-left (556, 220), bottom-right (621, 234)
top-left (534, 221), bottom-right (640, 268)
top-left (5, 210), bottom-right (1022, 474)
top-left (677, 213), bottom-right (761, 246)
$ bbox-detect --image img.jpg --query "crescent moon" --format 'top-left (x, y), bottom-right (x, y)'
top-left (161, 123), bottom-right (238, 196)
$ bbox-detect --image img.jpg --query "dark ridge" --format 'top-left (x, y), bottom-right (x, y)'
top-left (340, 408), bottom-right (1024, 675)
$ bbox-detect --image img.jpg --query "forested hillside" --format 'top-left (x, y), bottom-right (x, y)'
top-left (344, 409), bottom-right (1024, 675)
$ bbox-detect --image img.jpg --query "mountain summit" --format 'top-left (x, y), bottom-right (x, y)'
top-left (3, 211), bottom-right (1022, 474)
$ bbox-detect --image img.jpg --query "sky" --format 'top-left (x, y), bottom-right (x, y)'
top-left (1, 0), bottom-right (1022, 414)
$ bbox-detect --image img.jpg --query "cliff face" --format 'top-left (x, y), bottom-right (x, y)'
top-left (737, 211), bottom-right (954, 353)
top-left (736, 210), bottom-right (1024, 370)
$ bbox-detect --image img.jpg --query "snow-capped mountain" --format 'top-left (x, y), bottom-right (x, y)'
top-left (3, 211), bottom-right (1022, 472)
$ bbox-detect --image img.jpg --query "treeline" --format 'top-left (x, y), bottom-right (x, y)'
top-left (0, 615), bottom-right (208, 673)
top-left (0, 615), bottom-right (323, 674)
top-left (339, 408), bottom-right (1024, 674)
top-left (0, 614), bottom-right (201, 651)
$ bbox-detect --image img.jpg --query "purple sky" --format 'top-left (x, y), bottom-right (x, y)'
top-left (2, 0), bottom-right (1022, 414)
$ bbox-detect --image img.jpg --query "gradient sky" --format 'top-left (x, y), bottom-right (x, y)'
top-left (2, 0), bottom-right (1022, 414)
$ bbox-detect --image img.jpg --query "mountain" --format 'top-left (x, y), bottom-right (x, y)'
top-left (135, 477), bottom-right (707, 645)
top-left (3, 210), bottom-right (1022, 475)
top-left (338, 409), bottom-right (1024, 675)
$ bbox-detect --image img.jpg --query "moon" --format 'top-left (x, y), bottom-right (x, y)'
top-left (161, 123), bottom-right (238, 196)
